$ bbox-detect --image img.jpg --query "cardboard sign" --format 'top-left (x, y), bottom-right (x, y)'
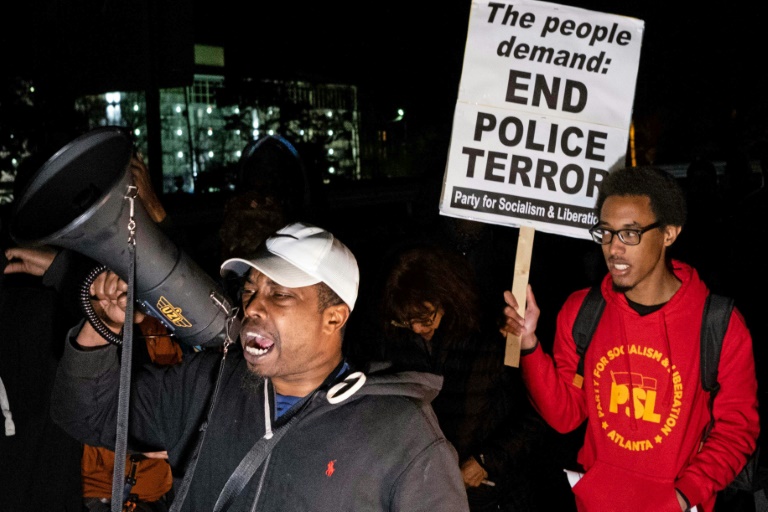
top-left (441, 0), bottom-right (644, 240)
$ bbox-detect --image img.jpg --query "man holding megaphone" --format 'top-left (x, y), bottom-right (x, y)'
top-left (50, 222), bottom-right (470, 512)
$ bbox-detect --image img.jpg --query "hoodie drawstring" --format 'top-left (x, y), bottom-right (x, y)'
top-left (263, 379), bottom-right (273, 440)
top-left (618, 311), bottom-right (640, 431)
top-left (659, 311), bottom-right (675, 409)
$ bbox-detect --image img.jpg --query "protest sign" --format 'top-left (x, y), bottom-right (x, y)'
top-left (441, 1), bottom-right (644, 365)
top-left (440, 0), bottom-right (645, 240)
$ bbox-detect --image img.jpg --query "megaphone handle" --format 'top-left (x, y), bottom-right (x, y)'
top-left (79, 264), bottom-right (124, 346)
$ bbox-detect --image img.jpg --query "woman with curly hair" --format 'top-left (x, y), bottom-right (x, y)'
top-left (381, 243), bottom-right (480, 349)
top-left (372, 242), bottom-right (566, 512)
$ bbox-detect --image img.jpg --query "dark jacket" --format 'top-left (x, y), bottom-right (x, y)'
top-left (51, 328), bottom-right (469, 512)
top-left (0, 272), bottom-right (83, 512)
top-left (383, 327), bottom-right (561, 512)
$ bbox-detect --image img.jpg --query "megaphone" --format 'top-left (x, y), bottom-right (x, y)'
top-left (9, 126), bottom-right (234, 348)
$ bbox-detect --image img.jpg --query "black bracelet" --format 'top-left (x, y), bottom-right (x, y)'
top-left (520, 340), bottom-right (539, 356)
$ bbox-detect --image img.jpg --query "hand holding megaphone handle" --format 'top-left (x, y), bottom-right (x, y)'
top-left (79, 264), bottom-right (125, 345)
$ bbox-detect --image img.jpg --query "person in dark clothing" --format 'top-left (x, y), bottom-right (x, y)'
top-left (50, 222), bottom-right (469, 512)
top-left (0, 143), bottom-right (88, 512)
top-left (217, 134), bottom-right (315, 302)
top-left (4, 250), bottom-right (177, 512)
top-left (372, 242), bottom-right (568, 511)
top-left (0, 209), bottom-right (83, 512)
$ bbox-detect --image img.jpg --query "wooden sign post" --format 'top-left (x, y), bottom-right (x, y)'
top-left (505, 226), bottom-right (535, 367)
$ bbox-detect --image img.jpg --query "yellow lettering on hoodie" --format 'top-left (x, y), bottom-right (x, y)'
top-left (609, 382), bottom-right (629, 413)
top-left (631, 387), bottom-right (661, 423)
top-left (607, 430), bottom-right (654, 451)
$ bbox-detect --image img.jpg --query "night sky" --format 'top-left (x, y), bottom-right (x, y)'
top-left (5, 0), bottom-right (767, 164)
top-left (217, 0), bottom-right (768, 165)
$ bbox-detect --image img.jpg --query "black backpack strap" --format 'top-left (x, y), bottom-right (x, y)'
top-left (700, 293), bottom-right (734, 396)
top-left (700, 293), bottom-right (734, 441)
top-left (571, 285), bottom-right (605, 388)
top-left (696, 294), bottom-right (759, 493)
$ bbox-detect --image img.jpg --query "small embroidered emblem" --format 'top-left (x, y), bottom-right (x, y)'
top-left (325, 460), bottom-right (336, 477)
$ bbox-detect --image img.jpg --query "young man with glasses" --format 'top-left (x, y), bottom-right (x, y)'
top-left (501, 166), bottom-right (759, 512)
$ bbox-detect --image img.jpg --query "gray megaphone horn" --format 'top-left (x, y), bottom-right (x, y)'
top-left (9, 126), bottom-right (235, 348)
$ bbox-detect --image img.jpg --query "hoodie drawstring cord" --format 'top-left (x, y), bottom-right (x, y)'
top-left (618, 310), bottom-right (640, 431)
top-left (263, 379), bottom-right (273, 440)
top-left (660, 311), bottom-right (675, 409)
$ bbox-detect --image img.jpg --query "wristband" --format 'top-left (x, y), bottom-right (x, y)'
top-left (520, 339), bottom-right (539, 356)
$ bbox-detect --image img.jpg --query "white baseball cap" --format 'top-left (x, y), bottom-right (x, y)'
top-left (220, 222), bottom-right (359, 310)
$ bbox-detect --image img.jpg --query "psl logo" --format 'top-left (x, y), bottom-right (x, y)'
top-left (157, 296), bottom-right (192, 328)
top-left (593, 344), bottom-right (683, 450)
top-left (608, 371), bottom-right (661, 423)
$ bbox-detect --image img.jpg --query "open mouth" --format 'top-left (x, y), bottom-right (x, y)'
top-left (241, 329), bottom-right (275, 357)
top-left (609, 258), bottom-right (629, 273)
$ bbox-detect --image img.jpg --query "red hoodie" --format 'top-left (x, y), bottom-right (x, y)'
top-left (521, 261), bottom-right (759, 511)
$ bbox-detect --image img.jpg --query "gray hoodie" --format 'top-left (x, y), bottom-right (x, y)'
top-left (52, 327), bottom-right (469, 511)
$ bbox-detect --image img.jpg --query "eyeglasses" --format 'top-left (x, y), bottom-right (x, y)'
top-left (390, 308), bottom-right (438, 330)
top-left (588, 221), bottom-right (661, 246)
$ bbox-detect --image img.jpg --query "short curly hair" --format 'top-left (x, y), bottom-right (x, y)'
top-left (595, 166), bottom-right (687, 228)
top-left (380, 243), bottom-right (480, 342)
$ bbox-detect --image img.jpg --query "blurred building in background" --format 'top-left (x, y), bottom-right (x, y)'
top-left (73, 75), bottom-right (361, 194)
top-left (0, 42), bottom-right (410, 205)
